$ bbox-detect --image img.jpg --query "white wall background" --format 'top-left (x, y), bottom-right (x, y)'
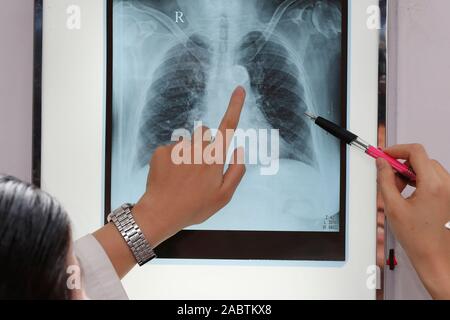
top-left (0, 0), bottom-right (34, 182)
top-left (385, 0), bottom-right (450, 300)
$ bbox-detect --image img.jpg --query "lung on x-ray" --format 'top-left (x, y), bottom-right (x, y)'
top-left (106, 0), bottom-right (348, 260)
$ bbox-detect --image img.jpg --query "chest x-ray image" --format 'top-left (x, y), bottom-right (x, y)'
top-left (110, 0), bottom-right (345, 235)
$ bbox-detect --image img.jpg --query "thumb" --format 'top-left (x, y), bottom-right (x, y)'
top-left (377, 158), bottom-right (405, 211)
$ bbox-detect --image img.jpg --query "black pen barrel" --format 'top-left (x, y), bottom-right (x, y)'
top-left (315, 117), bottom-right (358, 145)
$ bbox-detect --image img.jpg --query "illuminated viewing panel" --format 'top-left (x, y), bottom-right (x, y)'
top-left (107, 0), bottom-right (348, 260)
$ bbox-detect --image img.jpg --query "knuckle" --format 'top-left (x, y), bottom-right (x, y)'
top-left (150, 145), bottom-right (169, 163)
top-left (193, 216), bottom-right (206, 225)
top-left (384, 202), bottom-right (404, 222)
top-left (154, 145), bottom-right (166, 155)
top-left (217, 190), bottom-right (232, 206)
top-left (223, 119), bottom-right (235, 130)
top-left (430, 159), bottom-right (441, 169)
top-left (195, 125), bottom-right (209, 134)
top-left (428, 180), bottom-right (445, 196)
top-left (411, 143), bottom-right (425, 153)
top-left (430, 159), bottom-right (440, 165)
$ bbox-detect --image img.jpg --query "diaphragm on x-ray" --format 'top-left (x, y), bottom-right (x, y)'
top-left (110, 0), bottom-right (344, 233)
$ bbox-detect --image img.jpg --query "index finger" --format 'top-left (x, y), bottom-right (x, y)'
top-left (216, 86), bottom-right (246, 161)
top-left (383, 144), bottom-right (431, 178)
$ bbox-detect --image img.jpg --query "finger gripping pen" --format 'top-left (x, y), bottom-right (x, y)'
top-left (305, 112), bottom-right (416, 182)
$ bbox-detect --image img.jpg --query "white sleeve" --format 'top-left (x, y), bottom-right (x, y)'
top-left (74, 234), bottom-right (129, 300)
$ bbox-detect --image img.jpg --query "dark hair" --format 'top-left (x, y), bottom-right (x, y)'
top-left (0, 175), bottom-right (72, 299)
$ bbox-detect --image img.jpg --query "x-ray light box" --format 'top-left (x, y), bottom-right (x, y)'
top-left (106, 0), bottom-right (348, 261)
top-left (35, 0), bottom-right (380, 299)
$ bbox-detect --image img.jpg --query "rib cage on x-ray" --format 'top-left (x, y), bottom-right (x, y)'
top-left (236, 30), bottom-right (315, 165)
top-left (137, 34), bottom-right (211, 167)
top-left (112, 0), bottom-right (343, 231)
top-left (129, 0), bottom-right (342, 168)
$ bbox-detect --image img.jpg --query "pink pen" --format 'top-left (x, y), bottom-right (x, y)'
top-left (305, 112), bottom-right (416, 182)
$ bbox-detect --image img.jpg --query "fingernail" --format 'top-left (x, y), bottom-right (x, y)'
top-left (234, 86), bottom-right (246, 96)
top-left (445, 221), bottom-right (450, 230)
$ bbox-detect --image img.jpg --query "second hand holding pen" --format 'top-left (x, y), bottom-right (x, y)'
top-left (305, 112), bottom-right (417, 182)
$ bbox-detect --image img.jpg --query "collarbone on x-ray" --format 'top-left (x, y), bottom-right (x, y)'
top-left (112, 0), bottom-right (344, 232)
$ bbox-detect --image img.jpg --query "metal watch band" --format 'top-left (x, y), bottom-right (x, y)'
top-left (107, 204), bottom-right (156, 266)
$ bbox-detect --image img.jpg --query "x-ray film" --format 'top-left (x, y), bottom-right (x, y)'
top-left (106, 0), bottom-right (348, 260)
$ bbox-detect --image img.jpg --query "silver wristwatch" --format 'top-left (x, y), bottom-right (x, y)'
top-left (107, 203), bottom-right (156, 266)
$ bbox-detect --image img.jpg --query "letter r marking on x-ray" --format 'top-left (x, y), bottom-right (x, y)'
top-left (175, 11), bottom-right (185, 23)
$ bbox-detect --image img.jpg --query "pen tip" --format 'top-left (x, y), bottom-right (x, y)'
top-left (304, 112), bottom-right (317, 121)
